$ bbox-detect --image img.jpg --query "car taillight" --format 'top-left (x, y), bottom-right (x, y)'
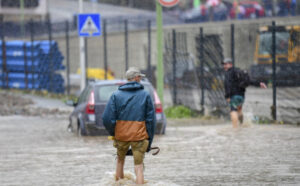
top-left (153, 90), bottom-right (163, 113)
top-left (86, 91), bottom-right (95, 114)
top-left (155, 103), bottom-right (163, 113)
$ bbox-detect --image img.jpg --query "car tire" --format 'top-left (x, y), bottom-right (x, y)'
top-left (77, 122), bottom-right (87, 136)
top-left (162, 125), bottom-right (166, 135)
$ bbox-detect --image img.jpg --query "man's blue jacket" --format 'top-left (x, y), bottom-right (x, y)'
top-left (102, 81), bottom-right (156, 150)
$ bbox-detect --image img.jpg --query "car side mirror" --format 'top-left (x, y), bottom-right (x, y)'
top-left (65, 100), bottom-right (77, 107)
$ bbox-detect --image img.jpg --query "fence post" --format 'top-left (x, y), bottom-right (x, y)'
top-left (172, 29), bottom-right (177, 105)
top-left (231, 24), bottom-right (235, 67)
top-left (0, 16), bottom-right (2, 88)
top-left (271, 21), bottom-right (277, 121)
top-left (30, 19), bottom-right (35, 90)
top-left (65, 20), bottom-right (70, 95)
top-left (147, 20), bottom-right (152, 84)
top-left (103, 19), bottom-right (108, 80)
top-left (47, 17), bottom-right (53, 92)
top-left (200, 27), bottom-right (205, 113)
top-left (124, 19), bottom-right (128, 71)
top-left (1, 18), bottom-right (8, 89)
top-left (23, 43), bottom-right (28, 90)
top-left (84, 37), bottom-right (88, 84)
top-left (2, 28), bottom-right (8, 88)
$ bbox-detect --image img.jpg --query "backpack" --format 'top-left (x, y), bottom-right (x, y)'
top-left (234, 68), bottom-right (250, 89)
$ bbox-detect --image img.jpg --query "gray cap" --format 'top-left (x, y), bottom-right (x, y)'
top-left (125, 67), bottom-right (146, 80)
top-left (222, 58), bottom-right (232, 64)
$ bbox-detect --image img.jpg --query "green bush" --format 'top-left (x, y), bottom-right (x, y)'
top-left (165, 105), bottom-right (193, 118)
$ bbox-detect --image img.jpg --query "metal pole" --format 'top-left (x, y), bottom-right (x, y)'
top-left (200, 27), bottom-right (205, 112)
top-left (66, 20), bottom-right (70, 95)
top-left (3, 41), bottom-right (8, 88)
top-left (272, 21), bottom-right (277, 121)
top-left (0, 16), bottom-right (4, 88)
top-left (30, 19), bottom-right (35, 90)
top-left (172, 29), bottom-right (177, 105)
top-left (231, 24), bottom-right (235, 67)
top-left (156, 0), bottom-right (164, 105)
top-left (124, 19), bottom-right (128, 71)
top-left (48, 17), bottom-right (53, 92)
top-left (79, 0), bottom-right (86, 91)
top-left (20, 0), bottom-right (25, 37)
top-left (147, 20), bottom-right (152, 83)
top-left (1, 17), bottom-right (8, 89)
top-left (23, 43), bottom-right (28, 90)
top-left (84, 37), bottom-right (88, 84)
top-left (103, 19), bottom-right (108, 80)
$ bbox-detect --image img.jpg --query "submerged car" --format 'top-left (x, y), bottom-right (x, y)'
top-left (66, 79), bottom-right (167, 136)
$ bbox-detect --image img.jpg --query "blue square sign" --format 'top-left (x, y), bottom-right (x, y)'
top-left (78, 14), bottom-right (101, 37)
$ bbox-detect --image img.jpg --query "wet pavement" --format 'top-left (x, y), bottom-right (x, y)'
top-left (0, 115), bottom-right (300, 186)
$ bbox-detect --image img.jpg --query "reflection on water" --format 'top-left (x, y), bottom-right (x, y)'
top-left (99, 172), bottom-right (136, 186)
top-left (99, 171), bottom-right (180, 186)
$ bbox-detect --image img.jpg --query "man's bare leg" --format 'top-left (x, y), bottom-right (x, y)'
top-left (134, 164), bottom-right (144, 184)
top-left (116, 158), bottom-right (125, 181)
top-left (230, 111), bottom-right (239, 128)
top-left (237, 106), bottom-right (243, 124)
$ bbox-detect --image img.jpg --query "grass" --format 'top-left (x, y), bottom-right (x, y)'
top-left (165, 105), bottom-right (196, 118)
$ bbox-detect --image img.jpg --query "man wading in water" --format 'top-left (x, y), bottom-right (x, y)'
top-left (102, 67), bottom-right (156, 184)
top-left (222, 58), bottom-right (267, 128)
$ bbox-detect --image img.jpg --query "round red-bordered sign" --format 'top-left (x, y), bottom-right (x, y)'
top-left (158, 0), bottom-right (180, 7)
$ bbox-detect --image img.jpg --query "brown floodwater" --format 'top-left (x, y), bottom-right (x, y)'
top-left (0, 116), bottom-right (300, 185)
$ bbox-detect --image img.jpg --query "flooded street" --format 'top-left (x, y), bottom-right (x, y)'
top-left (0, 115), bottom-right (300, 186)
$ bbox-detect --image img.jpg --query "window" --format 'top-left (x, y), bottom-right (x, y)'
top-left (291, 31), bottom-right (300, 47)
top-left (259, 32), bottom-right (290, 55)
top-left (96, 85), bottom-right (119, 102)
top-left (78, 86), bottom-right (92, 104)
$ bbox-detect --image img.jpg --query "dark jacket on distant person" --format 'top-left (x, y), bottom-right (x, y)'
top-left (224, 67), bottom-right (246, 99)
top-left (102, 81), bottom-right (156, 149)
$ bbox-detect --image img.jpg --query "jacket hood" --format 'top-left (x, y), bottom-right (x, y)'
top-left (118, 81), bottom-right (144, 91)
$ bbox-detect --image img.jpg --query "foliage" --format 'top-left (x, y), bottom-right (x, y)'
top-left (165, 105), bottom-right (194, 118)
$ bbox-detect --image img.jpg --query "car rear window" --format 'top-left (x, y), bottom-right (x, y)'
top-left (96, 85), bottom-right (119, 102)
top-left (96, 83), bottom-right (154, 102)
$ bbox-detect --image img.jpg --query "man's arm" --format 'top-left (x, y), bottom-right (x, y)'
top-left (145, 94), bottom-right (156, 152)
top-left (259, 82), bottom-right (267, 89)
top-left (102, 94), bottom-right (117, 136)
top-left (249, 78), bottom-right (267, 89)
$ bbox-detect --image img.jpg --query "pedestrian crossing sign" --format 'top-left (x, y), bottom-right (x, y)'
top-left (78, 14), bottom-right (101, 37)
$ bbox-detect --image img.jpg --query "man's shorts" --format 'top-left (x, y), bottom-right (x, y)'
top-left (230, 95), bottom-right (245, 111)
top-left (113, 139), bottom-right (149, 165)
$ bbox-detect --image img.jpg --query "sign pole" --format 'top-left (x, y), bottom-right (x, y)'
top-left (156, 0), bottom-right (164, 105)
top-left (79, 0), bottom-right (86, 91)
top-left (156, 0), bottom-right (179, 105)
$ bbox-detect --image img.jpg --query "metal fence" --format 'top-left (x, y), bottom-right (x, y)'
top-left (1, 12), bottom-right (300, 124)
top-left (0, 16), bottom-right (156, 95)
top-left (164, 22), bottom-right (300, 124)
